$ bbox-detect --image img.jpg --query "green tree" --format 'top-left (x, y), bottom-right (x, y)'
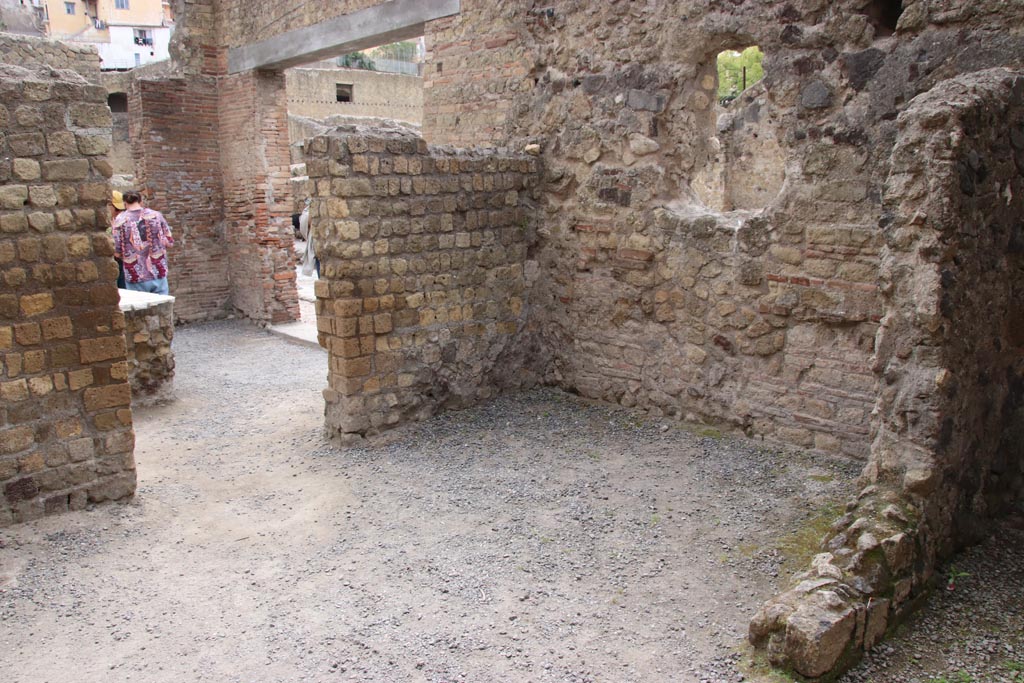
top-left (338, 52), bottom-right (376, 71)
top-left (717, 46), bottom-right (764, 102)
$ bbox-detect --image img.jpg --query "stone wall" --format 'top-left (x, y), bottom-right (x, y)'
top-left (286, 67), bottom-right (423, 125)
top-left (101, 71), bottom-right (136, 179)
top-left (305, 125), bottom-right (542, 436)
top-left (692, 82), bottom-right (787, 213)
top-left (419, 0), bottom-right (1024, 461)
top-left (423, 4), bottom-right (529, 147)
top-left (874, 66), bottom-right (1024, 543)
top-left (749, 68), bottom-right (1024, 679)
top-left (0, 33), bottom-right (99, 80)
top-left (120, 292), bottom-right (175, 406)
top-left (0, 61), bottom-right (135, 526)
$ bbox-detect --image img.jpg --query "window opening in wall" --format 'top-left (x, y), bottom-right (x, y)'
top-left (115, 0), bottom-right (129, 9)
top-left (107, 92), bottom-right (128, 113)
top-left (133, 29), bottom-right (153, 46)
top-left (134, 53), bottom-right (140, 67)
top-left (64, 1), bottom-right (74, 14)
top-left (860, 0), bottom-right (903, 37)
top-left (716, 46), bottom-right (764, 106)
top-left (336, 83), bottom-right (353, 103)
top-left (691, 44), bottom-right (784, 213)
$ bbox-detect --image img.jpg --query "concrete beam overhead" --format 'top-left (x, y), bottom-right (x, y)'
top-left (227, 0), bottom-right (460, 74)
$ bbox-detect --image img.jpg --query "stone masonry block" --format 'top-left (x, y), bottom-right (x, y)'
top-left (69, 103), bottom-right (112, 128)
top-left (12, 158), bottom-right (40, 181)
top-left (0, 426), bottom-right (34, 455)
top-left (1, 213), bottom-right (29, 234)
top-left (42, 159), bottom-right (90, 182)
top-left (19, 293), bottom-right (53, 317)
top-left (79, 335), bottom-right (126, 364)
top-left (0, 185), bottom-right (28, 209)
top-left (76, 134), bottom-right (111, 156)
top-left (41, 316), bottom-right (73, 340)
top-left (8, 133), bottom-right (45, 156)
top-left (47, 131), bottom-right (77, 156)
top-left (83, 382), bottom-right (131, 411)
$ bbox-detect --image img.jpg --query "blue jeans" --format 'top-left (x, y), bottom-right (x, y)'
top-left (126, 277), bottom-right (169, 295)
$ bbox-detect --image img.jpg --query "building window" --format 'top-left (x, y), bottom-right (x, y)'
top-left (64, 2), bottom-right (75, 14)
top-left (133, 29), bottom-right (153, 46)
top-left (134, 53), bottom-right (141, 66)
top-left (115, 0), bottom-right (129, 9)
top-left (336, 84), bottom-right (353, 103)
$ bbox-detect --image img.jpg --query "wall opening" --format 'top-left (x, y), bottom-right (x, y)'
top-left (691, 45), bottom-right (784, 213)
top-left (860, 0), bottom-right (903, 37)
top-left (716, 46), bottom-right (764, 105)
top-left (107, 91), bottom-right (128, 112)
top-left (283, 39), bottom-right (428, 338)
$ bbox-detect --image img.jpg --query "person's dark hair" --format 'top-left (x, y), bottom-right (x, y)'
top-left (123, 190), bottom-right (142, 205)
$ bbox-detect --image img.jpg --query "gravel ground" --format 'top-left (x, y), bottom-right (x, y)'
top-left (0, 320), bottom-right (1018, 683)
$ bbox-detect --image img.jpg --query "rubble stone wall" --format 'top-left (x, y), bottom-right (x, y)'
top-left (305, 126), bottom-right (542, 436)
top-left (421, 0), bottom-right (1024, 460)
top-left (0, 33), bottom-right (99, 80)
top-left (872, 67), bottom-right (1024, 537)
top-left (0, 60), bottom-right (135, 526)
top-left (122, 298), bottom-right (175, 406)
top-left (749, 68), bottom-right (1024, 679)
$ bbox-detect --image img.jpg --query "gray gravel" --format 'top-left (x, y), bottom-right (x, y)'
top-left (0, 320), bottom-right (1017, 682)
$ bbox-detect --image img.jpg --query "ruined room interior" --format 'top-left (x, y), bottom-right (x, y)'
top-left (2, 0), bottom-right (1023, 680)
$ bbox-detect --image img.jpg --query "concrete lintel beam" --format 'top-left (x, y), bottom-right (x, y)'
top-left (227, 0), bottom-right (460, 74)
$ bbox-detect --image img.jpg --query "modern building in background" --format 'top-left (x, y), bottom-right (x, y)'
top-left (27, 0), bottom-right (173, 69)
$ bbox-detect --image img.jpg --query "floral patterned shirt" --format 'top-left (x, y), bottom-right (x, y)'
top-left (112, 208), bottom-right (174, 284)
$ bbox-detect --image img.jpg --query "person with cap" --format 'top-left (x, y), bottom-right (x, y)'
top-left (111, 190), bottom-right (174, 295)
top-left (108, 190), bottom-right (126, 288)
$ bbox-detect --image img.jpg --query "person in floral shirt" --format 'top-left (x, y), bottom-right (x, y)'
top-left (111, 190), bottom-right (174, 295)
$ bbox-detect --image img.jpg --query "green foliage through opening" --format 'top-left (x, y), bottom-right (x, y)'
top-left (717, 46), bottom-right (765, 104)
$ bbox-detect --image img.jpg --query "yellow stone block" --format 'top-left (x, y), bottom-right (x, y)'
top-left (19, 293), bottom-right (52, 317)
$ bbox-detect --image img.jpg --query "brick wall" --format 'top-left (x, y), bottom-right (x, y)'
top-left (306, 126), bottom-right (542, 436)
top-left (129, 76), bottom-right (230, 322)
top-left (218, 70), bottom-right (299, 324)
top-left (0, 63), bottom-right (135, 526)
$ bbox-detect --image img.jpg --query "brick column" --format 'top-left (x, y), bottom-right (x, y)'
top-left (219, 69), bottom-right (299, 324)
top-left (130, 76), bottom-right (229, 322)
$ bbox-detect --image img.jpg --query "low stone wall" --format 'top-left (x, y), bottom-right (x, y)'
top-left (119, 290), bottom-right (175, 406)
top-left (0, 61), bottom-right (135, 526)
top-left (749, 68), bottom-right (1024, 680)
top-left (0, 33), bottom-right (100, 81)
top-left (305, 125), bottom-right (543, 436)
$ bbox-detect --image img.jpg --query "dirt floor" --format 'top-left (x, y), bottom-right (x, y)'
top-left (1, 321), bottom-right (1020, 683)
